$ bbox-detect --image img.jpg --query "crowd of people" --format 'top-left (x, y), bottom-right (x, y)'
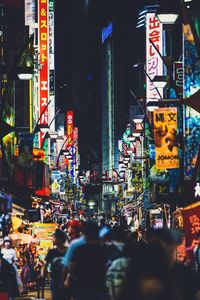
top-left (0, 215), bottom-right (200, 300)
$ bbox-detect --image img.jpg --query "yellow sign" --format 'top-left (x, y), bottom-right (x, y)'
top-left (153, 107), bottom-right (179, 169)
top-left (32, 222), bottom-right (56, 240)
top-left (37, 239), bottom-right (53, 260)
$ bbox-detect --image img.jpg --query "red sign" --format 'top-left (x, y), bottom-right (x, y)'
top-left (39, 0), bottom-right (49, 146)
top-left (66, 111), bottom-right (74, 147)
top-left (182, 202), bottom-right (200, 248)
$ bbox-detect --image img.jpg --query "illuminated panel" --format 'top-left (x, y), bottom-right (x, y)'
top-left (102, 22), bottom-right (113, 44)
top-left (153, 107), bottom-right (179, 169)
top-left (39, 0), bottom-right (49, 147)
top-left (66, 111), bottom-right (74, 147)
top-left (49, 0), bottom-right (55, 130)
top-left (146, 13), bottom-right (163, 104)
top-left (25, 0), bottom-right (35, 35)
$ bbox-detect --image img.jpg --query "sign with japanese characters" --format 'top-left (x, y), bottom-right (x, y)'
top-left (39, 0), bottom-right (49, 146)
top-left (146, 13), bottom-right (163, 104)
top-left (182, 202), bottom-right (200, 248)
top-left (66, 111), bottom-right (74, 147)
top-left (153, 107), bottom-right (179, 169)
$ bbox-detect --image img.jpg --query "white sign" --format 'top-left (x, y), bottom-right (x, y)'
top-left (195, 183), bottom-right (200, 198)
top-left (146, 13), bottom-right (163, 104)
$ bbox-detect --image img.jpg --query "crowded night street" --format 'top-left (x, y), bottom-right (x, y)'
top-left (0, 0), bottom-right (200, 299)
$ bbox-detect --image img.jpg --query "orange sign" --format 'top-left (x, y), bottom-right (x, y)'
top-left (153, 107), bottom-right (179, 169)
top-left (39, 0), bottom-right (49, 147)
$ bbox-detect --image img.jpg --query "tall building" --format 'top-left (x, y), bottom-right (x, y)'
top-left (101, 18), bottom-right (133, 212)
top-left (101, 22), bottom-right (115, 211)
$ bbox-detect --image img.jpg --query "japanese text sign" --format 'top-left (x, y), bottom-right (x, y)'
top-left (153, 107), bottom-right (179, 169)
top-left (182, 202), bottom-right (200, 248)
top-left (39, 0), bottom-right (49, 146)
top-left (146, 13), bottom-right (163, 103)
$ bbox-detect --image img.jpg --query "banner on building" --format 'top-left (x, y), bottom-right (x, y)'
top-left (153, 107), bottom-right (179, 169)
top-left (51, 170), bottom-right (61, 194)
top-left (146, 13), bottom-right (163, 104)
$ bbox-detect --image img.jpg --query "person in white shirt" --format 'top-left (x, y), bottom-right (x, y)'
top-left (1, 236), bottom-right (18, 265)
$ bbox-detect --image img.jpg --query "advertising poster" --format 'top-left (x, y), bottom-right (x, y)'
top-left (182, 202), bottom-right (200, 248)
top-left (32, 222), bottom-right (56, 239)
top-left (32, 222), bottom-right (56, 259)
top-left (18, 133), bottom-right (33, 169)
top-left (51, 170), bottom-right (61, 194)
top-left (37, 239), bottom-right (53, 260)
top-left (153, 107), bottom-right (179, 169)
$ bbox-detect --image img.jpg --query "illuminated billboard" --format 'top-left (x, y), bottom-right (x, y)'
top-left (146, 13), bottom-right (163, 104)
top-left (153, 107), bottom-right (179, 169)
top-left (39, 0), bottom-right (49, 147)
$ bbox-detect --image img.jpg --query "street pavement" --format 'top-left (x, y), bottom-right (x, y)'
top-left (16, 288), bottom-right (51, 300)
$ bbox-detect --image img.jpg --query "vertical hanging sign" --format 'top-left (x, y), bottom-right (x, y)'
top-left (39, 0), bottom-right (49, 147)
top-left (153, 107), bottom-right (179, 169)
top-left (146, 13), bottom-right (163, 105)
top-left (49, 0), bottom-right (55, 130)
top-left (66, 111), bottom-right (74, 147)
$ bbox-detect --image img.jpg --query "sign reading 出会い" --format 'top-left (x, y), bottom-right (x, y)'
top-left (153, 107), bottom-right (179, 169)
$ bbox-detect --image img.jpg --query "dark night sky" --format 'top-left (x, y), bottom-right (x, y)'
top-left (55, 0), bottom-right (146, 169)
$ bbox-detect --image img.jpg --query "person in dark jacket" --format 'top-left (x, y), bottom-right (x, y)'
top-left (0, 252), bottom-right (19, 299)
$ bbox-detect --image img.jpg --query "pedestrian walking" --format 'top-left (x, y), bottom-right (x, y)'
top-left (41, 229), bottom-right (67, 300)
top-left (63, 220), bottom-right (108, 300)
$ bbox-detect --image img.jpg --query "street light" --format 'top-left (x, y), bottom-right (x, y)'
top-left (132, 114), bottom-right (144, 124)
top-left (132, 129), bottom-right (142, 137)
top-left (146, 101), bottom-right (159, 112)
top-left (152, 75), bottom-right (169, 89)
top-left (17, 66), bottom-right (33, 80)
top-left (157, 7), bottom-right (179, 24)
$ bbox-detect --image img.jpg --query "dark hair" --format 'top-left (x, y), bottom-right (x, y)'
top-left (54, 229), bottom-right (66, 244)
top-left (83, 220), bottom-right (99, 240)
top-left (112, 227), bottom-right (126, 242)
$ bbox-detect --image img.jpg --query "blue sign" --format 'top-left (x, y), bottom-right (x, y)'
top-left (102, 22), bottom-right (113, 44)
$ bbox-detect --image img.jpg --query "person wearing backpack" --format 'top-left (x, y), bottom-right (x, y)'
top-left (41, 229), bottom-right (67, 300)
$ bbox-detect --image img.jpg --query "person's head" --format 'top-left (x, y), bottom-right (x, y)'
top-left (67, 220), bottom-right (82, 238)
top-left (83, 220), bottom-right (99, 241)
top-left (3, 236), bottom-right (12, 249)
top-left (147, 228), bottom-right (183, 264)
top-left (132, 243), bottom-right (169, 299)
top-left (53, 229), bottom-right (66, 246)
top-left (112, 227), bottom-right (126, 243)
